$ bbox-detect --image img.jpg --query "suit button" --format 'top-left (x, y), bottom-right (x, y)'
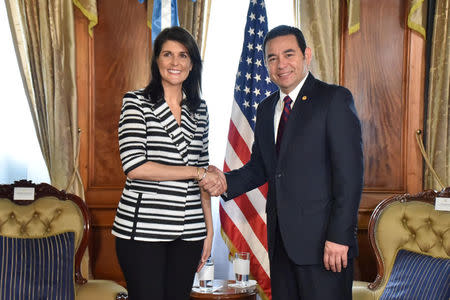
top-left (276, 173), bottom-right (282, 178)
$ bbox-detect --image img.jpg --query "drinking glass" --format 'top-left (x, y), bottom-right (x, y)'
top-left (198, 257), bottom-right (214, 291)
top-left (233, 252), bottom-right (250, 286)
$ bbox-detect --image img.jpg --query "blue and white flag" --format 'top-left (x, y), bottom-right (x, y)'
top-left (152, 0), bottom-right (180, 44)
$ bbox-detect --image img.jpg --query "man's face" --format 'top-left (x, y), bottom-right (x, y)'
top-left (265, 34), bottom-right (311, 94)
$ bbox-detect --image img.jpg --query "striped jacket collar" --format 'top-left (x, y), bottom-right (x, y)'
top-left (150, 97), bottom-right (198, 164)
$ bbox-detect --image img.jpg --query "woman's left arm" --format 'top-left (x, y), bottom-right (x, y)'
top-left (197, 189), bottom-right (213, 271)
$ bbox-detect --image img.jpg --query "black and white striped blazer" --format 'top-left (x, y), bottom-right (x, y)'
top-left (112, 89), bottom-right (209, 242)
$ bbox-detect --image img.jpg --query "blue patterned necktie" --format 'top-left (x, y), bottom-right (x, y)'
top-left (276, 95), bottom-right (293, 155)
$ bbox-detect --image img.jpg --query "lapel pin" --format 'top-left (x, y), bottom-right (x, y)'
top-left (302, 96), bottom-right (307, 101)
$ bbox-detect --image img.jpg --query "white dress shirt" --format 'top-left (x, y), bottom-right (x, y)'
top-left (273, 73), bottom-right (309, 141)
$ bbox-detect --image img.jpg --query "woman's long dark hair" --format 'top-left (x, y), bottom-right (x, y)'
top-left (144, 26), bottom-right (202, 111)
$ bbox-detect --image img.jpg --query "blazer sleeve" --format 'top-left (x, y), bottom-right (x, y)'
top-left (198, 102), bottom-right (209, 168)
top-left (223, 104), bottom-right (269, 200)
top-left (118, 92), bottom-right (148, 175)
top-left (325, 88), bottom-right (364, 246)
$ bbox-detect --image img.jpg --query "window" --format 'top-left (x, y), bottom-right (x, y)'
top-left (0, 1), bottom-right (50, 184)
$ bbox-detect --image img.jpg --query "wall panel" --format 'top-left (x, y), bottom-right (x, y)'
top-left (342, 0), bottom-right (424, 281)
top-left (76, 0), bottom-right (151, 285)
top-left (343, 0), bottom-right (405, 191)
top-left (92, 0), bottom-right (150, 188)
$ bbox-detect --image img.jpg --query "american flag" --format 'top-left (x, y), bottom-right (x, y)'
top-left (219, 0), bottom-right (277, 299)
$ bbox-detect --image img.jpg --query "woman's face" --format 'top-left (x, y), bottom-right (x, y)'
top-left (157, 40), bottom-right (192, 88)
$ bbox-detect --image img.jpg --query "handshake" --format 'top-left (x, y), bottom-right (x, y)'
top-left (199, 165), bottom-right (227, 196)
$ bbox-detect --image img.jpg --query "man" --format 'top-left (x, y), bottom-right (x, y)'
top-left (202, 25), bottom-right (363, 299)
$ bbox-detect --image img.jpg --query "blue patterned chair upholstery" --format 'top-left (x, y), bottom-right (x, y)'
top-left (353, 188), bottom-right (450, 300)
top-left (0, 180), bottom-right (128, 300)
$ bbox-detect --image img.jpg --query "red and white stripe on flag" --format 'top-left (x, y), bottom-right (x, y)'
top-left (220, 1), bottom-right (278, 299)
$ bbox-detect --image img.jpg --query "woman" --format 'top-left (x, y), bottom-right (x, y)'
top-left (112, 27), bottom-right (224, 300)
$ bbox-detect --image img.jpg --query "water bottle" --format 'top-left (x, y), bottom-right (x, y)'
top-left (198, 256), bottom-right (214, 291)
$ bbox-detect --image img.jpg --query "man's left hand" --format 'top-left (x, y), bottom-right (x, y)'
top-left (323, 240), bottom-right (348, 272)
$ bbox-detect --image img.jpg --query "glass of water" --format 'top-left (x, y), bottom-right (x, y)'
top-left (233, 252), bottom-right (250, 286)
top-left (198, 256), bottom-right (214, 291)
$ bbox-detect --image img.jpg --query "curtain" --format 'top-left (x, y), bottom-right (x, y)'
top-left (293, 0), bottom-right (360, 83)
top-left (178, 0), bottom-right (206, 48)
top-left (424, 0), bottom-right (449, 190)
top-left (294, 0), bottom-right (341, 84)
top-left (5, 0), bottom-right (87, 275)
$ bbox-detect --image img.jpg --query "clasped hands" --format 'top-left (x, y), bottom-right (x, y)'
top-left (199, 165), bottom-right (227, 196)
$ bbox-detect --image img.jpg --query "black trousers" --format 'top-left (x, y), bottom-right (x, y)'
top-left (270, 224), bottom-right (353, 300)
top-left (115, 237), bottom-right (203, 300)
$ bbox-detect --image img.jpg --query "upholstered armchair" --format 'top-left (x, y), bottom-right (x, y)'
top-left (353, 188), bottom-right (450, 300)
top-left (0, 180), bottom-right (128, 300)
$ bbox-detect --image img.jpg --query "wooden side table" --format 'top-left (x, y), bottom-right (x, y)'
top-left (190, 280), bottom-right (257, 300)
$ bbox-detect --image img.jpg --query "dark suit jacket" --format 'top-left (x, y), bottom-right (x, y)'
top-left (224, 74), bottom-right (364, 265)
